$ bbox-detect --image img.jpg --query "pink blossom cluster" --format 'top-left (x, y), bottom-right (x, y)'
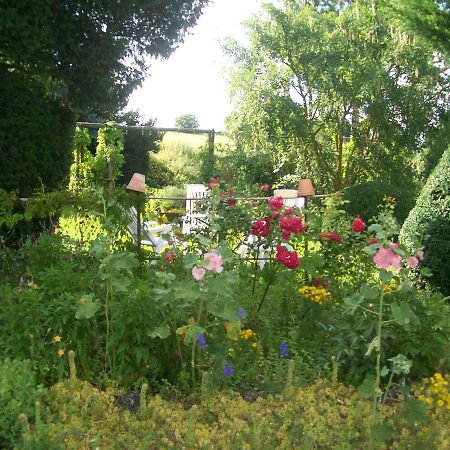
top-left (192, 252), bottom-right (224, 281)
top-left (373, 243), bottom-right (424, 271)
top-left (276, 246), bottom-right (300, 269)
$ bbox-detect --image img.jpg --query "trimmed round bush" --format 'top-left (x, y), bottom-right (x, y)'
top-left (399, 146), bottom-right (450, 294)
top-left (342, 181), bottom-right (417, 225)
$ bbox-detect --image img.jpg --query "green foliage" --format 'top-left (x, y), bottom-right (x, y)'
top-left (0, 67), bottom-right (75, 196)
top-left (400, 146), bottom-right (450, 294)
top-left (147, 154), bottom-right (175, 188)
top-left (0, 359), bottom-right (45, 448)
top-left (342, 181), bottom-right (417, 225)
top-left (175, 113), bottom-right (200, 129)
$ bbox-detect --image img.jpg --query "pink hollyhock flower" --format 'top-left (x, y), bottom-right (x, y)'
top-left (417, 249), bottom-right (424, 261)
top-left (204, 252), bottom-right (223, 273)
top-left (164, 251), bottom-right (174, 263)
top-left (370, 236), bottom-right (378, 245)
top-left (207, 178), bottom-right (220, 189)
top-left (320, 231), bottom-right (343, 244)
top-left (407, 256), bottom-right (419, 268)
top-left (251, 217), bottom-right (271, 237)
top-left (390, 243), bottom-right (399, 249)
top-left (192, 266), bottom-right (206, 281)
top-left (261, 183), bottom-right (269, 192)
top-left (268, 196), bottom-right (284, 211)
top-left (352, 216), bottom-right (366, 233)
top-left (373, 247), bottom-right (401, 270)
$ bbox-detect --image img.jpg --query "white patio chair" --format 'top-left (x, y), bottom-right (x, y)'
top-left (182, 184), bottom-right (209, 234)
top-left (127, 207), bottom-right (176, 253)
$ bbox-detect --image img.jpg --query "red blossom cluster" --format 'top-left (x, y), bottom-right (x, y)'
top-left (251, 217), bottom-right (271, 237)
top-left (268, 196), bottom-right (284, 211)
top-left (319, 231), bottom-right (343, 244)
top-left (276, 246), bottom-right (300, 269)
top-left (279, 215), bottom-right (305, 240)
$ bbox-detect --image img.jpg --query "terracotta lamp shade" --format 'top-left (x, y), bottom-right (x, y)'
top-left (127, 173), bottom-right (146, 193)
top-left (298, 179), bottom-right (315, 197)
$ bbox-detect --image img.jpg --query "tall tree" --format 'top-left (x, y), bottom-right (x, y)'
top-left (224, 0), bottom-right (449, 191)
top-left (175, 113), bottom-right (200, 129)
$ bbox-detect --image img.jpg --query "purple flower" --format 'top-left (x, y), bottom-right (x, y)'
top-left (196, 332), bottom-right (208, 349)
top-left (223, 362), bottom-right (234, 378)
top-left (238, 307), bottom-right (245, 319)
top-left (280, 341), bottom-right (288, 358)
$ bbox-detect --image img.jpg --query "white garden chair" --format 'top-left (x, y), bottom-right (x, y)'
top-left (127, 207), bottom-right (176, 253)
top-left (182, 184), bottom-right (209, 234)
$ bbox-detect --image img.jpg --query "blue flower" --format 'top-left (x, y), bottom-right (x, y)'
top-left (280, 341), bottom-right (288, 358)
top-left (223, 361), bottom-right (234, 378)
top-left (196, 332), bottom-right (208, 349)
top-left (238, 307), bottom-right (245, 319)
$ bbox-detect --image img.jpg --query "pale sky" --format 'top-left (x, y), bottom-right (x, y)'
top-left (127, 0), bottom-right (262, 131)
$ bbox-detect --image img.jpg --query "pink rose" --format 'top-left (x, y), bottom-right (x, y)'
top-left (192, 266), bottom-right (206, 281)
top-left (417, 249), bottom-right (424, 261)
top-left (164, 251), bottom-right (174, 263)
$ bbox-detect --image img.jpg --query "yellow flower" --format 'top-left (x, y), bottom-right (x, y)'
top-left (251, 342), bottom-right (257, 349)
top-left (53, 335), bottom-right (62, 343)
top-left (58, 349), bottom-right (65, 357)
top-left (437, 399), bottom-right (444, 408)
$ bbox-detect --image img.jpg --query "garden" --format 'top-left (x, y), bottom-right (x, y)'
top-left (0, 123), bottom-right (449, 449)
top-left (1, 0), bottom-right (450, 448)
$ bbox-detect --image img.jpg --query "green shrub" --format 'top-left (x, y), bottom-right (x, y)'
top-left (147, 154), bottom-right (175, 188)
top-left (399, 146), bottom-right (450, 294)
top-left (0, 359), bottom-right (44, 448)
top-left (0, 67), bottom-right (76, 197)
top-left (342, 181), bottom-right (417, 225)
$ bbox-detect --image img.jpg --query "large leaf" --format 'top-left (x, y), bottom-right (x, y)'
top-left (75, 295), bottom-right (100, 319)
top-left (149, 323), bottom-right (171, 339)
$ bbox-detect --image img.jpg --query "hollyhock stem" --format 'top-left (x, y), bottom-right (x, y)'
top-left (257, 277), bottom-right (273, 312)
top-left (374, 286), bottom-right (385, 421)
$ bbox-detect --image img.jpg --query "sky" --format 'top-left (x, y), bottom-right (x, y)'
top-left (126, 0), bottom-right (262, 131)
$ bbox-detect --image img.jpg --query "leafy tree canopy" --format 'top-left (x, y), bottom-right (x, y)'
top-left (224, 0), bottom-right (449, 192)
top-left (175, 113), bottom-right (200, 129)
top-left (0, 0), bottom-right (209, 113)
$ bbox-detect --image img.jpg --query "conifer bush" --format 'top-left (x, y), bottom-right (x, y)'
top-left (399, 147), bottom-right (450, 294)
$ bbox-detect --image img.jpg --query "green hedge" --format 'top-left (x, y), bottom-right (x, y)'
top-left (399, 146), bottom-right (450, 294)
top-left (342, 181), bottom-right (417, 225)
top-left (0, 67), bottom-right (76, 196)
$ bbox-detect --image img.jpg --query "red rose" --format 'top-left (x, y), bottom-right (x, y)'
top-left (227, 198), bottom-right (237, 207)
top-left (261, 183), bottom-right (269, 192)
top-left (370, 237), bottom-right (378, 245)
top-left (312, 279), bottom-right (321, 286)
top-left (208, 178), bottom-right (220, 189)
top-left (268, 196), bottom-right (284, 211)
top-left (320, 231), bottom-right (343, 244)
top-left (276, 246), bottom-right (300, 269)
top-left (352, 216), bottom-right (366, 233)
top-left (251, 217), bottom-right (271, 237)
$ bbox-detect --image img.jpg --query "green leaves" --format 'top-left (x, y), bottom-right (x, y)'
top-left (149, 324), bottom-right (171, 340)
top-left (75, 294), bottom-right (100, 320)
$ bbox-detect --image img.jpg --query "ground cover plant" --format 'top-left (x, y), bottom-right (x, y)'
top-left (1, 124), bottom-right (449, 448)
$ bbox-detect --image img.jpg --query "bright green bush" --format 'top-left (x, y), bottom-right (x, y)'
top-left (399, 146), bottom-right (450, 294)
top-left (342, 181), bottom-right (417, 225)
top-left (0, 359), bottom-right (45, 448)
top-left (17, 376), bottom-right (450, 449)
